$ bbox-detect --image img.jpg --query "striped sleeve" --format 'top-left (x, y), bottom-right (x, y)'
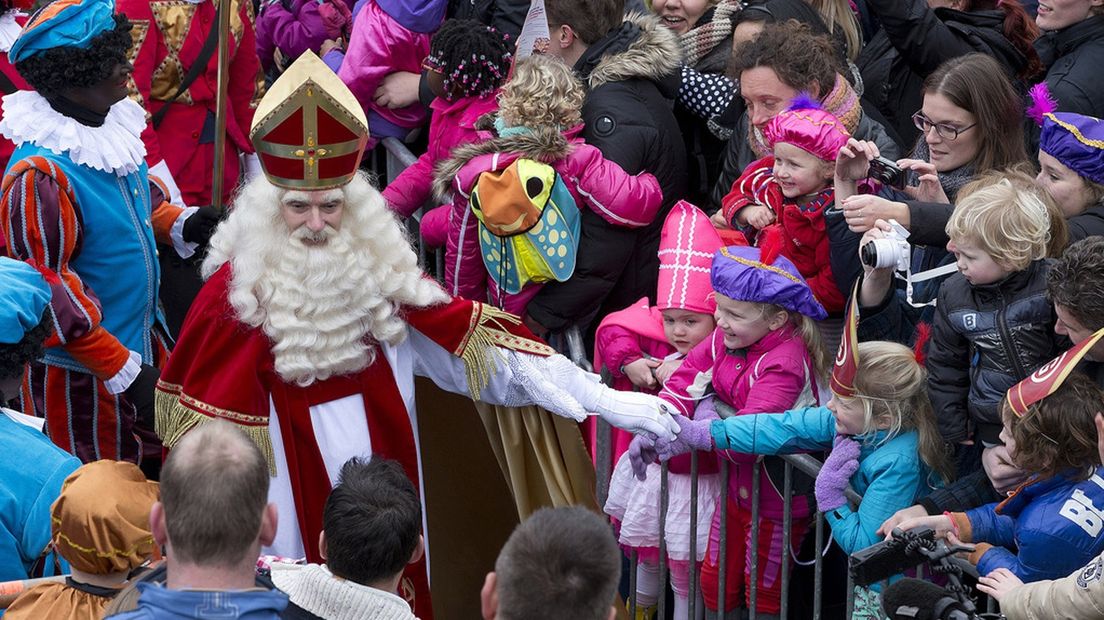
top-left (1, 159), bottom-right (130, 378)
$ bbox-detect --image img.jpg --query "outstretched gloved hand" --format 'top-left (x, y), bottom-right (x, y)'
top-left (814, 435), bottom-right (862, 512)
top-left (181, 206), bottom-right (221, 246)
top-left (653, 415), bottom-right (715, 462)
top-left (512, 353), bottom-right (680, 440)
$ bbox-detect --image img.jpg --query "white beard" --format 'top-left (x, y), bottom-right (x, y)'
top-left (204, 173), bottom-right (449, 387)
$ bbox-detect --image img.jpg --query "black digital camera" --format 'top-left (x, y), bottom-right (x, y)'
top-left (867, 157), bottom-right (920, 190)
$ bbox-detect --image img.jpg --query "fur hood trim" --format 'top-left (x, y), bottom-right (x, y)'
top-left (432, 124), bottom-right (574, 199)
top-left (587, 13), bottom-right (684, 90)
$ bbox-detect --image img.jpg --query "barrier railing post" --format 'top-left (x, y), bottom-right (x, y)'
top-left (749, 457), bottom-right (761, 620)
top-left (813, 512), bottom-right (824, 620)
top-left (657, 463), bottom-right (669, 620)
top-left (781, 461), bottom-right (793, 620)
top-left (688, 450), bottom-right (699, 619)
top-left (717, 458), bottom-right (730, 616)
top-left (629, 548), bottom-right (638, 618)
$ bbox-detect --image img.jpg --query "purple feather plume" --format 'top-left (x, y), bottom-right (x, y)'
top-left (1026, 83), bottom-right (1058, 126)
top-left (787, 92), bottom-right (822, 112)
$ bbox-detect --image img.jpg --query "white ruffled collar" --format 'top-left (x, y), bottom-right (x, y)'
top-left (0, 90), bottom-right (147, 176)
top-left (0, 11), bottom-right (22, 54)
top-left (269, 563), bottom-right (415, 620)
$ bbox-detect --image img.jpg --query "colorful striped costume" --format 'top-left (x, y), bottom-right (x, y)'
top-left (1, 144), bottom-right (183, 464)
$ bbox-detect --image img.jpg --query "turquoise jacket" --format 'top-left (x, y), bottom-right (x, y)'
top-left (710, 406), bottom-right (931, 555)
top-left (0, 412), bottom-right (79, 582)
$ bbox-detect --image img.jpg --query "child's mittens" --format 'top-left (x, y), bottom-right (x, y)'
top-left (628, 433), bottom-right (658, 481)
top-left (693, 395), bottom-right (720, 422)
top-left (653, 415), bottom-right (715, 462)
top-left (317, 0), bottom-right (352, 39)
top-left (814, 436), bottom-right (862, 512)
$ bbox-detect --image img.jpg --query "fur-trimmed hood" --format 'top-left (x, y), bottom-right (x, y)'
top-left (432, 121), bottom-right (580, 199)
top-left (578, 12), bottom-right (684, 91)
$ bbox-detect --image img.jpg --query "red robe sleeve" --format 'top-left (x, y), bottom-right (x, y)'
top-left (154, 264), bottom-right (275, 464)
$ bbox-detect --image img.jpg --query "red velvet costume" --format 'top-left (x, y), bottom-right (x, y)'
top-left (118, 0), bottom-right (264, 206)
top-left (156, 265), bottom-right (554, 619)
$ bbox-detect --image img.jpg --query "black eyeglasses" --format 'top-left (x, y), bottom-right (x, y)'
top-left (912, 112), bottom-right (976, 141)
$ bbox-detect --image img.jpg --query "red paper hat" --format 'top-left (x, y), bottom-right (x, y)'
top-left (830, 283), bottom-right (860, 397)
top-left (1006, 328), bottom-right (1104, 416)
top-left (249, 52), bottom-right (369, 190)
top-left (657, 201), bottom-right (724, 315)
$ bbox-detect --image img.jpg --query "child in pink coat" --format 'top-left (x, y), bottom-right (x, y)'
top-left (602, 201), bottom-right (724, 620)
top-left (432, 55), bottom-right (663, 315)
top-left (654, 238), bottom-right (829, 617)
top-left (381, 19), bottom-right (512, 247)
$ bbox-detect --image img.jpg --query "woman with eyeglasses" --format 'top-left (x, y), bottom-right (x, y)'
top-left (826, 54), bottom-right (1034, 344)
top-left (857, 0), bottom-right (1041, 148)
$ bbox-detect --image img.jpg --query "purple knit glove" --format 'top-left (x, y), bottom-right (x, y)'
top-left (653, 415), bottom-right (715, 462)
top-left (693, 395), bottom-right (720, 422)
top-left (628, 433), bottom-right (658, 481)
top-left (814, 436), bottom-right (862, 512)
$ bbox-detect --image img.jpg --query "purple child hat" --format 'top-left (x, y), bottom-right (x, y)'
top-left (1040, 112), bottom-right (1104, 185)
top-left (710, 243), bottom-right (827, 320)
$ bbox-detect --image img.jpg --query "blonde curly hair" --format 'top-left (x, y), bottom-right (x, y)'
top-left (498, 54), bottom-right (584, 130)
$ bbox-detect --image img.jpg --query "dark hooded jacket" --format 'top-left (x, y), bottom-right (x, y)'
top-left (857, 1), bottom-right (1031, 148)
top-left (445, 0), bottom-right (529, 42)
top-left (526, 13), bottom-right (687, 333)
top-left (1033, 14), bottom-right (1104, 151)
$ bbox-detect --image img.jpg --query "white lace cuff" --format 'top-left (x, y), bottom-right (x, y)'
top-left (170, 206), bottom-right (200, 259)
top-left (104, 350), bottom-right (142, 394)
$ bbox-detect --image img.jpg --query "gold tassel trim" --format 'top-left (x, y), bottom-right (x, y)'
top-left (457, 304), bottom-right (555, 401)
top-left (155, 388), bottom-right (278, 475)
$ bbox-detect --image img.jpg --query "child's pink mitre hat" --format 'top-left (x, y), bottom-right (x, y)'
top-left (657, 201), bottom-right (724, 315)
top-left (764, 94), bottom-right (851, 162)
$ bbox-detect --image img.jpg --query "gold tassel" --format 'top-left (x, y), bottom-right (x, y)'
top-left (154, 389), bottom-right (278, 475)
top-left (457, 304), bottom-right (556, 401)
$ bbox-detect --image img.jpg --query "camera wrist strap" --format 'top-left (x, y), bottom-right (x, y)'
top-left (897, 262), bottom-right (959, 309)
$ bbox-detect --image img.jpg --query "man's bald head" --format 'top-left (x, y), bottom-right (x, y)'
top-left (159, 420), bottom-right (270, 566)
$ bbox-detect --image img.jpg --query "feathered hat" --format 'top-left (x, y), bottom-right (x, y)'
top-left (763, 94), bottom-right (851, 162)
top-left (1006, 328), bottom-right (1104, 416)
top-left (710, 227), bottom-right (827, 320)
top-left (1027, 83), bottom-right (1104, 185)
top-left (250, 51), bottom-right (370, 190)
top-left (657, 201), bottom-right (725, 315)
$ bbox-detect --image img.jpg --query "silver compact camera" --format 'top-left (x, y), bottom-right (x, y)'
top-left (859, 219), bottom-right (911, 272)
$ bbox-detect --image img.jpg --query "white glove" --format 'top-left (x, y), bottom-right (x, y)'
top-left (514, 354), bottom-right (680, 440)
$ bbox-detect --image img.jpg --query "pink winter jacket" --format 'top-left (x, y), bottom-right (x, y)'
top-left (382, 93), bottom-right (500, 225)
top-left (661, 324), bottom-right (819, 519)
top-left (337, 0), bottom-right (438, 141)
top-left (432, 123), bottom-right (664, 314)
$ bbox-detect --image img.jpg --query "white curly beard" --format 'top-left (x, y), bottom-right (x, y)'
top-left (203, 173), bottom-right (448, 387)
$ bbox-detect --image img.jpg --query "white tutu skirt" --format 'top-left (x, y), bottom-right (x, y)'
top-left (604, 452), bottom-right (721, 563)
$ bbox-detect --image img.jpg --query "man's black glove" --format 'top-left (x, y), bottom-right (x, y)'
top-left (124, 363), bottom-right (161, 430)
top-left (181, 206), bottom-right (222, 246)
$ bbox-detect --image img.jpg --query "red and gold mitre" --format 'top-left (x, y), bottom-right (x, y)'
top-left (1006, 328), bottom-right (1104, 416)
top-left (249, 51), bottom-right (369, 190)
top-left (830, 283), bottom-right (860, 397)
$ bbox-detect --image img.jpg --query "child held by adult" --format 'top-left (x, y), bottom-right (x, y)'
top-left (381, 19), bottom-right (512, 247)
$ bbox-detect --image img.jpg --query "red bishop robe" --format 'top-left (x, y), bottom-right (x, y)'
top-left (155, 265), bottom-right (555, 619)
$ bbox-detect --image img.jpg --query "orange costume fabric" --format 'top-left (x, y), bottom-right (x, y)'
top-left (118, 0), bottom-right (264, 206)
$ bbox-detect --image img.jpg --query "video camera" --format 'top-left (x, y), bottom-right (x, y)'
top-left (852, 527), bottom-right (1006, 620)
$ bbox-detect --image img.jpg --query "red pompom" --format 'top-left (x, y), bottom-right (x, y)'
top-left (758, 224), bottom-right (784, 266)
top-left (912, 322), bottom-right (932, 366)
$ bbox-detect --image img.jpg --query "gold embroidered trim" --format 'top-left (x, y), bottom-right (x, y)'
top-left (155, 386), bottom-right (276, 474)
top-left (1046, 113), bottom-right (1104, 149)
top-left (718, 246), bottom-right (803, 285)
top-left (456, 304), bottom-right (555, 400)
top-left (51, 524), bottom-right (155, 559)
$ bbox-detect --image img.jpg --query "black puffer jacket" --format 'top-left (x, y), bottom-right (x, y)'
top-left (446, 0), bottom-right (529, 42)
top-left (526, 14), bottom-right (687, 332)
top-left (927, 260), bottom-right (1059, 446)
top-left (1034, 15), bottom-right (1104, 149)
top-left (858, 1), bottom-right (1030, 148)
